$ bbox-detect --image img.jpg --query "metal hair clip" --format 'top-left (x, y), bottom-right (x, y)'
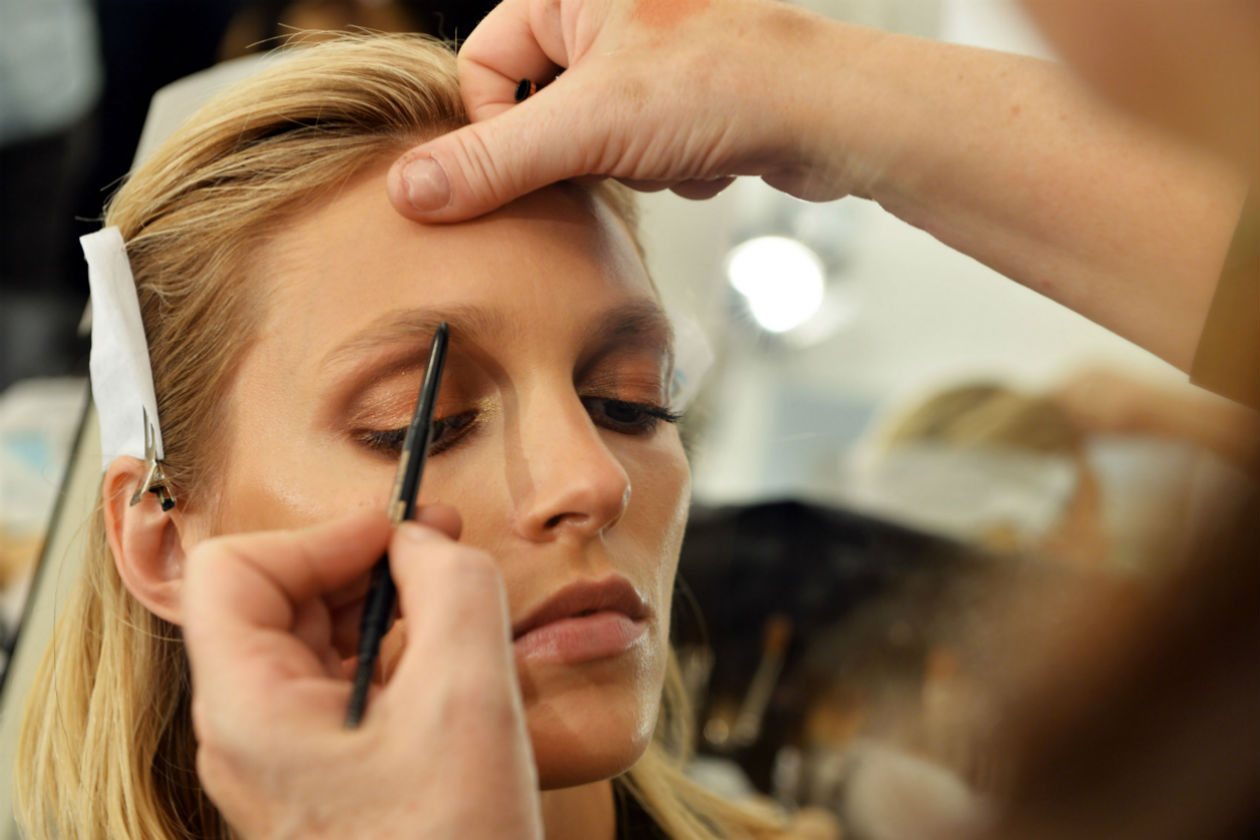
top-left (130, 407), bottom-right (176, 511)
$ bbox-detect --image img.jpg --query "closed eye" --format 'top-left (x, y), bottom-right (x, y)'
top-left (358, 398), bottom-right (679, 458)
top-left (357, 411), bottom-right (478, 458)
top-left (582, 398), bottom-right (681, 436)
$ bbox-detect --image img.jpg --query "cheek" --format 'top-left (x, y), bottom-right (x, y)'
top-left (626, 432), bottom-right (691, 596)
top-left (644, 431), bottom-right (691, 546)
top-left (414, 442), bottom-right (510, 553)
top-left (213, 437), bottom-right (397, 535)
top-left (208, 361), bottom-right (402, 535)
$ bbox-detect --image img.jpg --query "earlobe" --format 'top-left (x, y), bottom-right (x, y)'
top-left (103, 457), bottom-right (187, 625)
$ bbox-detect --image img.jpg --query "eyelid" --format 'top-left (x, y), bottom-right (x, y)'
top-left (346, 381), bottom-right (474, 434)
top-left (590, 397), bottom-right (682, 419)
top-left (578, 374), bottom-right (670, 407)
top-left (581, 396), bottom-right (682, 437)
top-left (334, 350), bottom-right (484, 440)
top-left (356, 409), bottom-right (480, 458)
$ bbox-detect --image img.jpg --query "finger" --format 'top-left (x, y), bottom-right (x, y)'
top-left (415, 503), bottom-right (463, 540)
top-left (670, 176), bottom-right (736, 200)
top-left (325, 570), bottom-right (375, 657)
top-left (388, 93), bottom-right (599, 221)
top-left (330, 593), bottom-right (370, 662)
top-left (457, 0), bottom-right (568, 123)
top-left (324, 506), bottom-right (460, 656)
top-left (761, 168), bottom-right (850, 203)
top-left (184, 510), bottom-right (391, 685)
top-left (612, 177), bottom-right (737, 198)
top-left (291, 597), bottom-right (344, 678)
top-left (382, 523), bottom-right (514, 706)
top-left (386, 523), bottom-right (505, 632)
top-left (187, 509), bottom-right (390, 631)
top-left (615, 177), bottom-right (673, 193)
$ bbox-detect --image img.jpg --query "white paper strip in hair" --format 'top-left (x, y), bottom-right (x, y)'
top-left (83, 226), bottom-right (165, 471)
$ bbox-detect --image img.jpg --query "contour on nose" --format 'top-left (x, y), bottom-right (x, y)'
top-left (540, 483), bottom-right (631, 531)
top-left (518, 444), bottom-right (631, 540)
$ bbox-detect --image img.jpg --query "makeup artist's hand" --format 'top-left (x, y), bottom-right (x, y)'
top-left (388, 0), bottom-right (861, 222)
top-left (387, 0), bottom-right (1246, 378)
top-left (182, 509), bottom-right (542, 840)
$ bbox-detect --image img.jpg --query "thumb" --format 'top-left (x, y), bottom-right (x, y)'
top-left (387, 99), bottom-right (591, 222)
top-left (384, 524), bottom-right (516, 702)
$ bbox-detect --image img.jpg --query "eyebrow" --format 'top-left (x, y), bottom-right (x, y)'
top-left (321, 300), bottom-right (674, 375)
top-left (586, 300), bottom-right (675, 357)
top-left (321, 303), bottom-right (511, 372)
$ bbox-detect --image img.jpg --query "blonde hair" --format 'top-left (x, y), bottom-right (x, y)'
top-left (15, 34), bottom-right (778, 840)
top-left (884, 383), bottom-right (1082, 455)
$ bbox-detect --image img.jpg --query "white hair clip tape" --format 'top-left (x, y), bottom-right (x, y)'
top-left (668, 309), bottom-right (715, 413)
top-left (83, 227), bottom-right (175, 510)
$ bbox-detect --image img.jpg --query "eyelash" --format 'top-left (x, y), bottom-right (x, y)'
top-left (582, 397), bottom-right (682, 436)
top-left (356, 399), bottom-right (681, 458)
top-left (357, 411), bottom-right (477, 457)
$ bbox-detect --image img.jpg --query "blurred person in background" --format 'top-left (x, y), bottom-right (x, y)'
top-left (848, 382), bottom-right (1110, 568)
top-left (847, 371), bottom-right (1256, 570)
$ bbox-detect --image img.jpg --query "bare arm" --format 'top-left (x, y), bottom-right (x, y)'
top-left (820, 28), bottom-right (1245, 369)
top-left (388, 0), bottom-right (1245, 370)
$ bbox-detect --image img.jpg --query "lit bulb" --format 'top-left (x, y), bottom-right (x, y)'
top-left (725, 236), bottom-right (825, 333)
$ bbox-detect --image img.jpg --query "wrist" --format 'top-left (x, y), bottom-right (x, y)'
top-left (741, 6), bottom-right (918, 203)
top-left (792, 17), bottom-right (895, 199)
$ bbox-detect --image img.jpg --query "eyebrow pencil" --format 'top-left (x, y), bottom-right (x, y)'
top-left (514, 78), bottom-right (537, 102)
top-left (345, 322), bottom-right (449, 728)
top-left (514, 72), bottom-right (559, 102)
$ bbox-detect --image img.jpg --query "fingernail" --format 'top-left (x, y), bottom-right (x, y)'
top-left (402, 157), bottom-right (450, 211)
top-left (397, 521), bottom-right (429, 543)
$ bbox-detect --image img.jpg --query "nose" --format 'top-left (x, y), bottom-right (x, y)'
top-left (511, 393), bottom-right (632, 543)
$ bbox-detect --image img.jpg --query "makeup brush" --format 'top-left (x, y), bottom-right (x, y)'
top-left (345, 322), bottom-right (449, 728)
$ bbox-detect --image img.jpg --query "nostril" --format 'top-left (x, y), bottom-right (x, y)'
top-left (527, 471), bottom-right (630, 537)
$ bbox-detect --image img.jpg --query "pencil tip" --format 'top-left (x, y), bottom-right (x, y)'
top-left (345, 657), bottom-right (375, 729)
top-left (345, 689), bottom-right (367, 729)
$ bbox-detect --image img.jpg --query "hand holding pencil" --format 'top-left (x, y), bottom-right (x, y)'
top-left (182, 506), bottom-right (542, 839)
top-left (346, 322), bottom-right (450, 728)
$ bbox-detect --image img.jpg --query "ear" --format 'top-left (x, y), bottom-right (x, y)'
top-left (103, 456), bottom-right (188, 625)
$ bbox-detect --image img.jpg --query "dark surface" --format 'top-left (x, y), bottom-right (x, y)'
top-left (674, 498), bottom-right (984, 792)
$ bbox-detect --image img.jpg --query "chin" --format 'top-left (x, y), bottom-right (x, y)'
top-left (523, 654), bottom-right (665, 790)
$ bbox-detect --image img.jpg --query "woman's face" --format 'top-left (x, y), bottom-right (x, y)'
top-left (202, 163), bottom-right (691, 788)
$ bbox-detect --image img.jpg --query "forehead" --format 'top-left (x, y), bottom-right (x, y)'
top-left (249, 163), bottom-right (657, 360)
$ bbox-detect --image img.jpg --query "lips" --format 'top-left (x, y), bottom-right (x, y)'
top-left (511, 577), bottom-right (651, 665)
top-left (512, 576), bottom-right (649, 639)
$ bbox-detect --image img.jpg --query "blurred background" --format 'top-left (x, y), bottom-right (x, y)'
top-left (1, 1), bottom-right (1253, 837)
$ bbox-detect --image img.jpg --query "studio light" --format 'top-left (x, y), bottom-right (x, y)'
top-left (725, 235), bottom-right (825, 334)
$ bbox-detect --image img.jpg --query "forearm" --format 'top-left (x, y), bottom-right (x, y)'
top-left (790, 18), bottom-right (1246, 369)
top-left (396, 0), bottom-right (1246, 366)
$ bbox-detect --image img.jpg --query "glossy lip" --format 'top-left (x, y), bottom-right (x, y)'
top-left (512, 576), bottom-right (651, 641)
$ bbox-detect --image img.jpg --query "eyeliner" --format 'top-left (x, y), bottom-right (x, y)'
top-left (345, 322), bottom-right (449, 728)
